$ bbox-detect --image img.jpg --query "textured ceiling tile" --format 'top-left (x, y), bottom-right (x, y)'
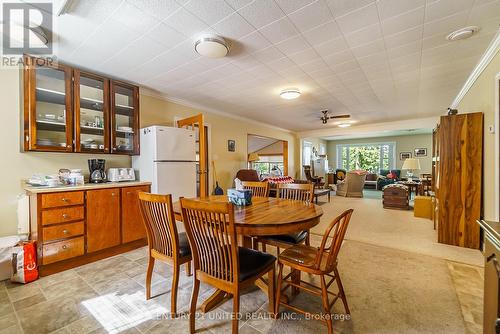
top-left (237, 0), bottom-right (285, 29)
top-left (288, 0), bottom-right (333, 32)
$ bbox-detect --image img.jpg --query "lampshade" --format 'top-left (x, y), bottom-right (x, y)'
top-left (248, 152), bottom-right (260, 162)
top-left (402, 158), bottom-right (421, 170)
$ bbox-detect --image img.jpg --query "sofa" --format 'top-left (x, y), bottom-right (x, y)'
top-left (336, 171), bottom-right (367, 197)
top-left (376, 169), bottom-right (401, 190)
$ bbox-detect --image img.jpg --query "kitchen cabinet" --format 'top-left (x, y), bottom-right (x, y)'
top-left (26, 182), bottom-right (150, 276)
top-left (111, 81), bottom-right (140, 155)
top-left (74, 70), bottom-right (110, 153)
top-left (23, 56), bottom-right (73, 152)
top-left (121, 185), bottom-right (149, 243)
top-left (86, 188), bottom-right (121, 253)
top-left (23, 55), bottom-right (139, 155)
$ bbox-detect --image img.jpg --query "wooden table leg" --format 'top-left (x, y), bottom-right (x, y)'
top-left (201, 289), bottom-right (230, 313)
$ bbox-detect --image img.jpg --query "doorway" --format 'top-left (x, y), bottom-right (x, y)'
top-left (247, 134), bottom-right (288, 179)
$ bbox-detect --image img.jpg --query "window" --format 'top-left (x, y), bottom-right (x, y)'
top-left (303, 141), bottom-right (312, 166)
top-left (336, 142), bottom-right (395, 172)
top-left (253, 155), bottom-right (284, 177)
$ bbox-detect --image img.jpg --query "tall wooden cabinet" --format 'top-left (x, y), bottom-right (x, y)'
top-left (434, 112), bottom-right (483, 249)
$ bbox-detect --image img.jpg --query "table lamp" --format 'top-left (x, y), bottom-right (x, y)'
top-left (402, 158), bottom-right (421, 180)
top-left (248, 152), bottom-right (260, 168)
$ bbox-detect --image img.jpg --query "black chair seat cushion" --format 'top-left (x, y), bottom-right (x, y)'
top-left (178, 232), bottom-right (191, 257)
top-left (266, 231), bottom-right (308, 244)
top-left (238, 247), bottom-right (276, 282)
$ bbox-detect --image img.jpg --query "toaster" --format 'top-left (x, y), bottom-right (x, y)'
top-left (107, 168), bottom-right (136, 182)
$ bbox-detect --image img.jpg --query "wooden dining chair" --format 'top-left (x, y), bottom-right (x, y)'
top-left (180, 198), bottom-right (276, 334)
top-left (138, 192), bottom-right (192, 317)
top-left (275, 209), bottom-right (354, 334)
top-left (255, 182), bottom-right (315, 253)
top-left (241, 181), bottom-right (269, 197)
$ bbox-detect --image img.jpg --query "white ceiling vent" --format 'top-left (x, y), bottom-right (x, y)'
top-left (446, 26), bottom-right (480, 41)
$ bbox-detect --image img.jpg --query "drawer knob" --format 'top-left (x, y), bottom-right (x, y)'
top-left (111, 192), bottom-right (116, 196)
top-left (62, 229), bottom-right (68, 234)
top-left (62, 214), bottom-right (69, 219)
top-left (61, 198), bottom-right (68, 202)
top-left (62, 245), bottom-right (68, 250)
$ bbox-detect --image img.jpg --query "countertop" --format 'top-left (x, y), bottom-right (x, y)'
top-left (478, 220), bottom-right (500, 250)
top-left (24, 180), bottom-right (151, 194)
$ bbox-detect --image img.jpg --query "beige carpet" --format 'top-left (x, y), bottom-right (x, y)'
top-left (312, 194), bottom-right (483, 267)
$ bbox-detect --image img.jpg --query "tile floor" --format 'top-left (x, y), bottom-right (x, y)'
top-left (0, 238), bottom-right (484, 334)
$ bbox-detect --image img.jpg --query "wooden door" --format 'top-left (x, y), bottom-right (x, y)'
top-left (177, 114), bottom-right (208, 197)
top-left (110, 81), bottom-right (140, 155)
top-left (74, 70), bottom-right (110, 153)
top-left (121, 185), bottom-right (150, 243)
top-left (23, 55), bottom-right (73, 152)
top-left (86, 189), bottom-right (121, 252)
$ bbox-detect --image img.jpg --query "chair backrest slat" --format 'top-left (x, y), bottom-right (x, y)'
top-left (138, 192), bottom-right (179, 258)
top-left (316, 209), bottom-right (353, 271)
top-left (181, 199), bottom-right (239, 283)
top-left (242, 181), bottom-right (269, 197)
top-left (277, 182), bottom-right (314, 203)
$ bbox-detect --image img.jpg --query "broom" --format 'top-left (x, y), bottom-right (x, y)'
top-left (212, 160), bottom-right (224, 195)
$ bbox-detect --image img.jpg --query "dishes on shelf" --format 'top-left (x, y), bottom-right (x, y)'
top-left (117, 126), bottom-right (133, 132)
top-left (36, 139), bottom-right (66, 147)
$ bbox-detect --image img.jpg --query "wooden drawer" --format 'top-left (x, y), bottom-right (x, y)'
top-left (42, 221), bottom-right (84, 242)
top-left (41, 191), bottom-right (84, 208)
top-left (42, 236), bottom-right (84, 265)
top-left (41, 206), bottom-right (84, 226)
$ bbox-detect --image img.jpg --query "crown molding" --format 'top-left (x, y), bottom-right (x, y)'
top-left (139, 88), bottom-right (294, 134)
top-left (451, 28), bottom-right (500, 108)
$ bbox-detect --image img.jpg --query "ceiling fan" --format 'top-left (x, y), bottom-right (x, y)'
top-left (320, 110), bottom-right (351, 124)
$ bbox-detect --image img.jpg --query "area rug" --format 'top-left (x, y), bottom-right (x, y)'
top-left (312, 195), bottom-right (483, 267)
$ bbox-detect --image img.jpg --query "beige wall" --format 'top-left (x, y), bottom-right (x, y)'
top-left (326, 133), bottom-right (433, 176)
top-left (0, 69), bottom-right (297, 237)
top-left (457, 50), bottom-right (500, 221)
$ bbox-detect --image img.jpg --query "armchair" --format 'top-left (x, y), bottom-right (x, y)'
top-left (336, 171), bottom-right (367, 197)
top-left (303, 165), bottom-right (324, 188)
top-left (235, 169), bottom-right (260, 182)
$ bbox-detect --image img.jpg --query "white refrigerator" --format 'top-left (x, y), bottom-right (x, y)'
top-left (132, 126), bottom-right (197, 201)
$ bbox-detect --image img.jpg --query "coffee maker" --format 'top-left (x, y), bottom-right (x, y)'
top-left (88, 159), bottom-right (106, 183)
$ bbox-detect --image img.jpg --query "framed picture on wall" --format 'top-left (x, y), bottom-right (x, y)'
top-left (400, 152), bottom-right (412, 160)
top-left (414, 148), bottom-right (427, 157)
top-left (228, 140), bottom-right (235, 152)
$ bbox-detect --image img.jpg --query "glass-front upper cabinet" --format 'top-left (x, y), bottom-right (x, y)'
top-left (24, 57), bottom-right (73, 152)
top-left (74, 70), bottom-right (110, 153)
top-left (111, 81), bottom-right (139, 155)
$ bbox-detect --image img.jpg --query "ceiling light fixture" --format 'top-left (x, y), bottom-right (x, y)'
top-left (280, 88), bottom-right (301, 100)
top-left (446, 26), bottom-right (480, 41)
top-left (194, 34), bottom-right (229, 58)
top-left (338, 123), bottom-right (351, 128)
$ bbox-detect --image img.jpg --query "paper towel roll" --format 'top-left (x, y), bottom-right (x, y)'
top-left (17, 194), bottom-right (30, 239)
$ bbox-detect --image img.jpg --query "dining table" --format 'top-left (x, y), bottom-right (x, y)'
top-left (173, 195), bottom-right (324, 313)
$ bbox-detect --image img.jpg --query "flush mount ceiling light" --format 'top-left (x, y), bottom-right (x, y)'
top-left (446, 26), bottom-right (480, 41)
top-left (337, 123), bottom-right (351, 128)
top-left (194, 34), bottom-right (229, 58)
top-left (280, 88), bottom-right (301, 100)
